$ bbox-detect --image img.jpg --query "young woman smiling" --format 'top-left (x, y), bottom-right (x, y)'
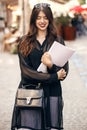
top-left (11, 3), bottom-right (69, 130)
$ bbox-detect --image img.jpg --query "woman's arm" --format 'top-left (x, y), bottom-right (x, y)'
top-left (44, 36), bottom-right (69, 80)
top-left (18, 51), bottom-right (58, 84)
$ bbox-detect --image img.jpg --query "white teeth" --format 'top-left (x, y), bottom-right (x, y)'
top-left (40, 24), bottom-right (45, 26)
top-left (40, 25), bottom-right (45, 27)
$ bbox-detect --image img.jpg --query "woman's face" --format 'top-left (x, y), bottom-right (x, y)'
top-left (36, 11), bottom-right (49, 32)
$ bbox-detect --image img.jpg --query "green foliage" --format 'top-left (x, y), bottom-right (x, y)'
top-left (78, 0), bottom-right (85, 5)
top-left (54, 14), bottom-right (71, 26)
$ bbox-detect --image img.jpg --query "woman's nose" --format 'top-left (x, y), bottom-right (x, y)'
top-left (40, 18), bottom-right (44, 22)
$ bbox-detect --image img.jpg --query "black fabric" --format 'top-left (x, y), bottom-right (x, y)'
top-left (11, 35), bottom-right (69, 130)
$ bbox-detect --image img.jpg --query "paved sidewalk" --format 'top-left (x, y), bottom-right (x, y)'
top-left (63, 36), bottom-right (87, 130)
top-left (0, 53), bottom-right (20, 130)
top-left (0, 36), bottom-right (87, 130)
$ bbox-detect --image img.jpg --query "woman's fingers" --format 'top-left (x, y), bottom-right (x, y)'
top-left (57, 69), bottom-right (66, 79)
top-left (41, 52), bottom-right (52, 68)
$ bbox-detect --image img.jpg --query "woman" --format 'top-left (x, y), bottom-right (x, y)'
top-left (11, 3), bottom-right (69, 130)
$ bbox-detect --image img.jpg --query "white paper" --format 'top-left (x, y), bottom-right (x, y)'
top-left (37, 41), bottom-right (75, 73)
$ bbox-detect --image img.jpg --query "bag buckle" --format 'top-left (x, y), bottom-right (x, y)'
top-left (36, 83), bottom-right (41, 89)
top-left (26, 97), bottom-right (32, 105)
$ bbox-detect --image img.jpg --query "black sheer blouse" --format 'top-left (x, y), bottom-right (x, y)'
top-left (18, 35), bottom-right (69, 96)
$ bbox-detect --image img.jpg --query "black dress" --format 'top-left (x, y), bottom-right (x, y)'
top-left (11, 35), bottom-right (69, 130)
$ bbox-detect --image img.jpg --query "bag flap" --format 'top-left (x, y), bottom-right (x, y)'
top-left (17, 89), bottom-right (43, 99)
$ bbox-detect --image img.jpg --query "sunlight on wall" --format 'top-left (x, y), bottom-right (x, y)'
top-left (29, 0), bottom-right (80, 17)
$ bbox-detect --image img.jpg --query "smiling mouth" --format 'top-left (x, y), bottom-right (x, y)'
top-left (39, 25), bottom-right (46, 28)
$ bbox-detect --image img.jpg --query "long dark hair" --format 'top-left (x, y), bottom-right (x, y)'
top-left (19, 3), bottom-right (57, 56)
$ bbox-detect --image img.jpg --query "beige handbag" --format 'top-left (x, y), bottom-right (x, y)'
top-left (16, 84), bottom-right (43, 108)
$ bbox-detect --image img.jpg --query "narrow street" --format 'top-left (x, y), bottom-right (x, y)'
top-left (0, 36), bottom-right (87, 130)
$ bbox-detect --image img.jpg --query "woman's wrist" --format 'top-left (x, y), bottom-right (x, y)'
top-left (48, 62), bottom-right (53, 69)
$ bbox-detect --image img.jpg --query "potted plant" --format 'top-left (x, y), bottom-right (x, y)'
top-left (54, 14), bottom-right (76, 40)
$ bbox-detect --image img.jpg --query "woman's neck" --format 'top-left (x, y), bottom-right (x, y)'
top-left (36, 31), bottom-right (47, 45)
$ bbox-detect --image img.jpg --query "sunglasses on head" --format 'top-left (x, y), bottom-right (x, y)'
top-left (34, 3), bottom-right (50, 8)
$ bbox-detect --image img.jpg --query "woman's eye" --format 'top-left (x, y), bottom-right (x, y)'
top-left (37, 16), bottom-right (41, 20)
top-left (37, 16), bottom-right (48, 20)
top-left (44, 16), bottom-right (48, 19)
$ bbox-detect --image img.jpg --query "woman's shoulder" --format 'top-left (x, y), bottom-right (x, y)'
top-left (19, 35), bottom-right (27, 43)
top-left (55, 35), bottom-right (65, 45)
top-left (17, 35), bottom-right (27, 48)
top-left (17, 35), bottom-right (27, 51)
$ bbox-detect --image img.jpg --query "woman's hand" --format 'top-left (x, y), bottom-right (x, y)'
top-left (41, 52), bottom-right (53, 68)
top-left (57, 68), bottom-right (66, 80)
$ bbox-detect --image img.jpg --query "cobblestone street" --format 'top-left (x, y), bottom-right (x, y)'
top-left (0, 36), bottom-right (87, 130)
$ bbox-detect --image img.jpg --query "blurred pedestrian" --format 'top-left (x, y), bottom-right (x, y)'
top-left (71, 13), bottom-right (78, 28)
top-left (11, 3), bottom-right (69, 130)
top-left (76, 13), bottom-right (86, 36)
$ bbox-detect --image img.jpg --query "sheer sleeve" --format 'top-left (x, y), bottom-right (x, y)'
top-left (47, 62), bottom-right (69, 81)
top-left (18, 51), bottom-right (58, 84)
